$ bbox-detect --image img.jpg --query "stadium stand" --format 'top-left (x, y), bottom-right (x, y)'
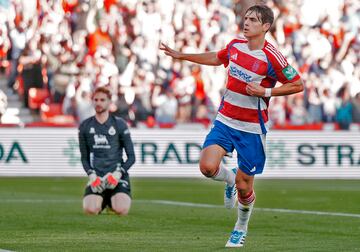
top-left (0, 0), bottom-right (359, 130)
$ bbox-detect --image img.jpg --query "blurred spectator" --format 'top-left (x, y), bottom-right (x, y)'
top-left (269, 96), bottom-right (286, 125)
top-left (18, 37), bottom-right (43, 108)
top-left (0, 23), bottom-right (10, 73)
top-left (335, 85), bottom-right (353, 130)
top-left (290, 96), bottom-right (308, 125)
top-left (351, 92), bottom-right (360, 123)
top-left (152, 85), bottom-right (178, 124)
top-left (130, 93), bottom-right (151, 126)
top-left (112, 88), bottom-right (130, 121)
top-left (321, 88), bottom-right (337, 123)
top-left (7, 22), bottom-right (30, 92)
top-left (76, 89), bottom-right (94, 123)
top-left (0, 89), bottom-right (7, 123)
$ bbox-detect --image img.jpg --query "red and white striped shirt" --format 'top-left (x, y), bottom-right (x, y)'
top-left (216, 39), bottom-right (300, 134)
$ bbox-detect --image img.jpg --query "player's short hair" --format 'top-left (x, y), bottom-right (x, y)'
top-left (246, 4), bottom-right (274, 27)
top-left (93, 86), bottom-right (112, 100)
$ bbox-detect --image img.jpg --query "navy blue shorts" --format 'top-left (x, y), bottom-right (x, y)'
top-left (202, 120), bottom-right (266, 175)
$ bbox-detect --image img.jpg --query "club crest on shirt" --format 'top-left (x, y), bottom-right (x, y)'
top-left (89, 127), bottom-right (95, 134)
top-left (252, 61), bottom-right (260, 72)
top-left (108, 126), bottom-right (116, 135)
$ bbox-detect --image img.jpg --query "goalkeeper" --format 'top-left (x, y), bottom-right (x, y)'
top-left (78, 87), bottom-right (135, 216)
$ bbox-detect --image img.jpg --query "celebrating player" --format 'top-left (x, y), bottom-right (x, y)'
top-left (78, 87), bottom-right (136, 216)
top-left (160, 4), bottom-right (304, 247)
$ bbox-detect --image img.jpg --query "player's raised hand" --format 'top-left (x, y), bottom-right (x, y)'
top-left (246, 83), bottom-right (266, 97)
top-left (104, 170), bottom-right (122, 190)
top-left (88, 172), bottom-right (105, 193)
top-left (159, 43), bottom-right (182, 59)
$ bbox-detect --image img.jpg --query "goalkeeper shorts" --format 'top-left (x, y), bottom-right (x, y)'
top-left (84, 174), bottom-right (131, 210)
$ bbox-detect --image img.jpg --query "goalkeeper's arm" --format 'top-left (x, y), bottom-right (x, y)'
top-left (121, 128), bottom-right (136, 171)
top-left (78, 123), bottom-right (93, 175)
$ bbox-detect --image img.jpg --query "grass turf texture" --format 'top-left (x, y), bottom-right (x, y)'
top-left (0, 178), bottom-right (359, 252)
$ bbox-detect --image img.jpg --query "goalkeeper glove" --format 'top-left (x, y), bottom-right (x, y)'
top-left (104, 170), bottom-right (122, 190)
top-left (88, 172), bottom-right (105, 193)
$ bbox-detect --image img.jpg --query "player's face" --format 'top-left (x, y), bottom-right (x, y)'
top-left (93, 92), bottom-right (111, 114)
top-left (243, 11), bottom-right (267, 38)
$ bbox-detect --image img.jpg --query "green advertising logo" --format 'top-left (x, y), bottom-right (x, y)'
top-left (266, 141), bottom-right (290, 168)
top-left (63, 138), bottom-right (81, 166)
top-left (136, 142), bottom-right (202, 164)
top-left (0, 141), bottom-right (28, 163)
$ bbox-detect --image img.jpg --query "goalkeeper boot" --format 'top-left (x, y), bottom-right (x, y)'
top-left (225, 230), bottom-right (247, 248)
top-left (224, 168), bottom-right (237, 209)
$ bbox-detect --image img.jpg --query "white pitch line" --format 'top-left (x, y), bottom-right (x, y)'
top-left (1, 199), bottom-right (78, 203)
top-left (2, 199), bottom-right (360, 219)
top-left (256, 207), bottom-right (360, 218)
top-left (137, 200), bottom-right (360, 219)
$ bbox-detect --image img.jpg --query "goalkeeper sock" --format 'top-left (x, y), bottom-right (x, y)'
top-left (234, 190), bottom-right (255, 231)
top-left (211, 164), bottom-right (235, 185)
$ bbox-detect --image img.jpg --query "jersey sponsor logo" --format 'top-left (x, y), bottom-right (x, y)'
top-left (229, 65), bottom-right (252, 83)
top-left (108, 126), bottom-right (116, 136)
top-left (231, 53), bottom-right (238, 61)
top-left (282, 65), bottom-right (297, 80)
top-left (89, 127), bottom-right (95, 134)
top-left (93, 134), bottom-right (110, 149)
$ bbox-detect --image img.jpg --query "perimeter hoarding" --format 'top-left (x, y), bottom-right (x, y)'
top-left (0, 128), bottom-right (359, 178)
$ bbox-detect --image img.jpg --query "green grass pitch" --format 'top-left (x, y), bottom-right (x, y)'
top-left (0, 178), bottom-right (359, 252)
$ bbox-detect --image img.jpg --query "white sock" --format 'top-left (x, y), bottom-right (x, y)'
top-left (234, 192), bottom-right (256, 231)
top-left (211, 164), bottom-right (235, 185)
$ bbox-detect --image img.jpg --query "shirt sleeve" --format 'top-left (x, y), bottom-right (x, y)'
top-left (118, 120), bottom-right (136, 171)
top-left (216, 39), bottom-right (238, 68)
top-left (78, 122), bottom-right (93, 175)
top-left (217, 39), bottom-right (245, 68)
top-left (266, 46), bottom-right (300, 84)
top-left (217, 47), bottom-right (230, 68)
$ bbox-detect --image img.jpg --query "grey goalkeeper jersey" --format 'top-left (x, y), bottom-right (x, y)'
top-left (78, 115), bottom-right (135, 177)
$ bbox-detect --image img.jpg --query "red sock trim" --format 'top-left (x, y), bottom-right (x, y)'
top-left (238, 190), bottom-right (255, 205)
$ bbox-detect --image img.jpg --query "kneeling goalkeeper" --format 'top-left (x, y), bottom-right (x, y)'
top-left (78, 87), bottom-right (135, 215)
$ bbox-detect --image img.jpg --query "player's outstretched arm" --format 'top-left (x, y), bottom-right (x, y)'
top-left (160, 43), bottom-right (222, 66)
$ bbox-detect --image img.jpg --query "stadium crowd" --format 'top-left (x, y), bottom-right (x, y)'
top-left (0, 0), bottom-right (359, 129)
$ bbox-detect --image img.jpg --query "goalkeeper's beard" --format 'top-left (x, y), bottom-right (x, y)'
top-left (95, 106), bottom-right (107, 114)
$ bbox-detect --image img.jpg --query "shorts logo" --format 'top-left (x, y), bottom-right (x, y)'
top-left (108, 126), bottom-right (116, 136)
top-left (119, 179), bottom-right (129, 188)
top-left (250, 166), bottom-right (256, 173)
top-left (282, 65), bottom-right (297, 80)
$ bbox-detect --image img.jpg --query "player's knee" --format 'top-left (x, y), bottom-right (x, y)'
top-left (83, 206), bottom-right (102, 215)
top-left (236, 187), bottom-right (252, 198)
top-left (235, 180), bottom-right (252, 197)
top-left (199, 160), bottom-right (217, 177)
top-left (112, 206), bottom-right (129, 216)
